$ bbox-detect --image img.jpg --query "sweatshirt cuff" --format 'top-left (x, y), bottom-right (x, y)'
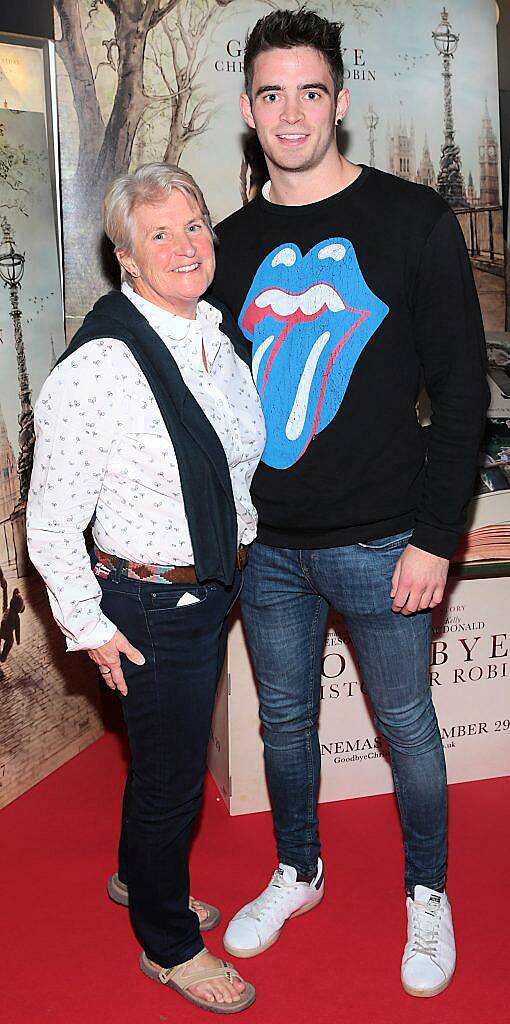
top-left (65, 615), bottom-right (117, 653)
top-left (410, 521), bottom-right (461, 561)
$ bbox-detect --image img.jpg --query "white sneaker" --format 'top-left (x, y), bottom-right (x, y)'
top-left (223, 859), bottom-right (324, 958)
top-left (401, 885), bottom-right (456, 997)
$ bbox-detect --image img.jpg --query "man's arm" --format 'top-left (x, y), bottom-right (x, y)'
top-left (391, 208), bottom-right (490, 615)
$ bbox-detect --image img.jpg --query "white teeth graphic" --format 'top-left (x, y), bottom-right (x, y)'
top-left (252, 335), bottom-right (274, 385)
top-left (286, 332), bottom-right (331, 440)
top-left (318, 244), bottom-right (346, 262)
top-left (174, 263), bottom-right (199, 273)
top-left (255, 284), bottom-right (345, 317)
top-left (272, 248), bottom-right (296, 268)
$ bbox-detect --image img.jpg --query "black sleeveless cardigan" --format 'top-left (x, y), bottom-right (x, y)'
top-left (57, 290), bottom-right (250, 587)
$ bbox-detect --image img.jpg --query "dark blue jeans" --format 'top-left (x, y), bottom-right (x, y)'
top-left (240, 534), bottom-right (447, 894)
top-left (98, 566), bottom-right (241, 968)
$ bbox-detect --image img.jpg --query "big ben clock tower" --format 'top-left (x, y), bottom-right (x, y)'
top-left (479, 98), bottom-right (500, 206)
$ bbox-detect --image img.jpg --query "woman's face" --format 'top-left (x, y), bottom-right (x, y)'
top-left (117, 189), bottom-right (215, 319)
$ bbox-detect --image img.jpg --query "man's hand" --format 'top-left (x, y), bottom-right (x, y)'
top-left (390, 544), bottom-right (449, 615)
top-left (87, 630), bottom-right (145, 696)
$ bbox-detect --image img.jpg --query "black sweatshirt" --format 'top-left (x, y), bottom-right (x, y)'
top-left (212, 166), bottom-right (489, 559)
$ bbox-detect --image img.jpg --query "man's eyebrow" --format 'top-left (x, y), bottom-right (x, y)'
top-left (300, 82), bottom-right (331, 94)
top-left (255, 84), bottom-right (283, 97)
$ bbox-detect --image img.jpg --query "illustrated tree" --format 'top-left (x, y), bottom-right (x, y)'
top-left (143, 0), bottom-right (224, 166)
top-left (0, 124), bottom-right (46, 219)
top-left (53, 0), bottom-right (242, 310)
top-left (53, 0), bottom-right (388, 310)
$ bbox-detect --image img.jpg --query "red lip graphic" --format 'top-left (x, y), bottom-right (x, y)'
top-left (242, 283), bottom-right (368, 395)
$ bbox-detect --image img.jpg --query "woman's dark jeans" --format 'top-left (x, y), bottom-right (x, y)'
top-left (99, 566), bottom-right (241, 969)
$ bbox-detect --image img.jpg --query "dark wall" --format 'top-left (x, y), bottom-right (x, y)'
top-left (0, 1), bottom-right (54, 39)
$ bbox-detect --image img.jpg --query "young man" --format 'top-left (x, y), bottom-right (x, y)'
top-left (212, 8), bottom-right (489, 998)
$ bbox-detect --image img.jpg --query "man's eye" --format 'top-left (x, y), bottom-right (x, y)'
top-left (188, 223), bottom-right (202, 233)
top-left (304, 91), bottom-right (320, 100)
top-left (264, 93), bottom-right (279, 103)
top-left (154, 232), bottom-right (165, 240)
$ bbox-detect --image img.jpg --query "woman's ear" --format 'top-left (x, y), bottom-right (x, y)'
top-left (116, 248), bottom-right (140, 279)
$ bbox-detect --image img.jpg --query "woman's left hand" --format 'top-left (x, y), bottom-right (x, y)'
top-left (87, 629), bottom-right (145, 696)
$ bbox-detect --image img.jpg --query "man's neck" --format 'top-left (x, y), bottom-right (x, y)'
top-left (266, 153), bottom-right (362, 207)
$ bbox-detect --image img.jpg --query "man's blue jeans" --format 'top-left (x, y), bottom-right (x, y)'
top-left (240, 533), bottom-right (447, 894)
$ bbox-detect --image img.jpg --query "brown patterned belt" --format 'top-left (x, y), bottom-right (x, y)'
top-left (93, 545), bottom-right (249, 585)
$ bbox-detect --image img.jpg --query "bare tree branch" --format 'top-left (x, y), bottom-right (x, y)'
top-left (149, 0), bottom-right (181, 30)
top-left (0, 203), bottom-right (28, 216)
top-left (102, 0), bottom-right (120, 14)
top-left (53, 0), bottom-right (104, 182)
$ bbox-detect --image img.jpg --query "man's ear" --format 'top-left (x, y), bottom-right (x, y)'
top-left (335, 87), bottom-right (350, 125)
top-left (116, 248), bottom-right (140, 279)
top-left (240, 93), bottom-right (256, 130)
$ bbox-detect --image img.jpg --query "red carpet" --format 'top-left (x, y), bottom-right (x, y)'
top-left (2, 729), bottom-right (508, 1024)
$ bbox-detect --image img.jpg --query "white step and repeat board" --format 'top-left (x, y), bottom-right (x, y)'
top-left (209, 576), bottom-right (510, 814)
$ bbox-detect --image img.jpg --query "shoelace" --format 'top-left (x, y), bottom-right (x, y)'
top-left (246, 872), bottom-right (297, 922)
top-left (410, 899), bottom-right (443, 960)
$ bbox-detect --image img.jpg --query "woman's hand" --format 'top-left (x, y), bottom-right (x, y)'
top-left (87, 630), bottom-right (145, 696)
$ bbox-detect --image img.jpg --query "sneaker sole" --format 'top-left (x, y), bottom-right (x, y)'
top-left (401, 969), bottom-right (455, 998)
top-left (223, 888), bottom-right (324, 959)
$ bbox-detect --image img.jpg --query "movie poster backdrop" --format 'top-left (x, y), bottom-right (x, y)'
top-left (0, 35), bottom-right (103, 809)
top-left (52, 1), bottom-right (509, 811)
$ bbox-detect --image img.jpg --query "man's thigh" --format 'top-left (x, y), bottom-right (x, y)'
top-left (241, 543), bottom-right (329, 724)
top-left (311, 531), bottom-right (432, 715)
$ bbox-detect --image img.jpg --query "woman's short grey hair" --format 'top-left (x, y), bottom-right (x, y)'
top-left (103, 162), bottom-right (217, 256)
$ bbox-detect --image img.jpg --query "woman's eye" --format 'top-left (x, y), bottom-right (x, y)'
top-left (188, 223), bottom-right (202, 233)
top-left (154, 232), bottom-right (165, 240)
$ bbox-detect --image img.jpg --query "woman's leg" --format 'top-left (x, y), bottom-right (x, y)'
top-left (99, 573), bottom-right (240, 969)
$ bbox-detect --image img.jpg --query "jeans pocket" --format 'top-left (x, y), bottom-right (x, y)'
top-left (357, 529), bottom-right (413, 551)
top-left (145, 583), bottom-right (208, 613)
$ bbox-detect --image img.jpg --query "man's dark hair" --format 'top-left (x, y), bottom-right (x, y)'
top-left (244, 8), bottom-right (344, 99)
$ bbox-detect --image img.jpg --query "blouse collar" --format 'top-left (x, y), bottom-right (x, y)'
top-left (122, 282), bottom-right (223, 369)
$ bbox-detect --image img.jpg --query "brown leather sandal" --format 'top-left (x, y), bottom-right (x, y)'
top-left (139, 949), bottom-right (256, 1014)
top-left (107, 874), bottom-right (221, 931)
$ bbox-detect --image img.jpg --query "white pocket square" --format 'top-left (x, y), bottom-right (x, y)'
top-left (176, 591), bottom-right (201, 607)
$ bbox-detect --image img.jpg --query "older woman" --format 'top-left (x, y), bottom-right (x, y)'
top-left (27, 164), bottom-right (265, 1013)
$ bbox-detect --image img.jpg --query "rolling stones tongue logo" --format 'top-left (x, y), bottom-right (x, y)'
top-left (240, 239), bottom-right (389, 469)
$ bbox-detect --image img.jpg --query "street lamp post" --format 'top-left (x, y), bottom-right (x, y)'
top-left (364, 105), bottom-right (379, 168)
top-left (0, 217), bottom-right (35, 503)
top-left (432, 7), bottom-right (467, 208)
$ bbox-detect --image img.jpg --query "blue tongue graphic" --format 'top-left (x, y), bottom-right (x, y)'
top-left (240, 239), bottom-right (389, 469)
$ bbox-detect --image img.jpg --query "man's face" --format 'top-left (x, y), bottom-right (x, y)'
top-left (240, 46), bottom-right (348, 176)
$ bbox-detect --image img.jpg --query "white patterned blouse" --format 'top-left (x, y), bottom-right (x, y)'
top-left (27, 284), bottom-right (265, 652)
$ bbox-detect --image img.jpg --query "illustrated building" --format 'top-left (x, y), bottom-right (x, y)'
top-left (0, 402), bottom-right (20, 521)
top-left (466, 171), bottom-right (477, 207)
top-left (478, 99), bottom-right (500, 206)
top-left (387, 115), bottom-right (416, 181)
top-left (415, 135), bottom-right (436, 189)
